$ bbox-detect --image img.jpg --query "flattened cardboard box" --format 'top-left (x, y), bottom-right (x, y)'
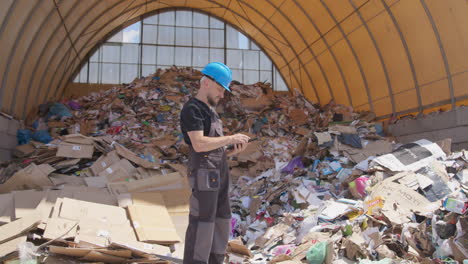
top-left (0, 163), bottom-right (55, 193)
top-left (56, 142), bottom-right (94, 159)
top-left (115, 144), bottom-right (160, 169)
top-left (63, 134), bottom-right (95, 145)
top-left (0, 213), bottom-right (42, 244)
top-left (13, 143), bottom-right (35, 158)
top-left (98, 159), bottom-right (136, 182)
top-left (75, 219), bottom-right (137, 247)
top-left (90, 150), bottom-right (120, 175)
top-left (132, 190), bottom-right (190, 215)
top-left (59, 197), bottom-right (128, 225)
top-left (0, 236), bottom-right (26, 258)
top-left (107, 172), bottom-right (183, 195)
top-left (127, 204), bottom-right (181, 245)
top-left (48, 245), bottom-right (132, 258)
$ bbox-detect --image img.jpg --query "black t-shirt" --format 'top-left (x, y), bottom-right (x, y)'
top-left (180, 97), bottom-right (214, 146)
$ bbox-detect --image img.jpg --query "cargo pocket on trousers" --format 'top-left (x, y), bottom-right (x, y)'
top-left (196, 168), bottom-right (220, 191)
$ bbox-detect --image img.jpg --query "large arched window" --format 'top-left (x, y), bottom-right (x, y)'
top-left (73, 9), bottom-right (288, 91)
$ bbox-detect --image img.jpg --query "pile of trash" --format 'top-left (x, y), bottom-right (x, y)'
top-left (0, 66), bottom-right (466, 264)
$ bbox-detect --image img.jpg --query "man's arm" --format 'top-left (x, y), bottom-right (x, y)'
top-left (188, 131), bottom-right (249, 153)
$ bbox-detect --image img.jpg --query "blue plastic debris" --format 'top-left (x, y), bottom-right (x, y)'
top-left (17, 129), bottom-right (32, 145)
top-left (32, 130), bottom-right (53, 144)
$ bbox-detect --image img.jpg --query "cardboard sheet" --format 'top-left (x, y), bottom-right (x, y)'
top-left (0, 236), bottom-right (26, 258)
top-left (372, 139), bottom-right (446, 172)
top-left (89, 150), bottom-right (120, 175)
top-left (115, 144), bottom-right (160, 169)
top-left (0, 163), bottom-right (55, 193)
top-left (59, 198), bottom-right (128, 225)
top-left (369, 180), bottom-right (432, 225)
top-left (127, 204), bottom-right (181, 245)
top-left (0, 193), bottom-right (14, 224)
top-left (98, 159), bottom-right (136, 182)
top-left (132, 190), bottom-right (190, 215)
top-left (107, 172), bottom-right (183, 195)
top-left (0, 213), bottom-right (42, 244)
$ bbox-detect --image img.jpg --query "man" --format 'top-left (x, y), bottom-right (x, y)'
top-left (180, 62), bottom-right (250, 264)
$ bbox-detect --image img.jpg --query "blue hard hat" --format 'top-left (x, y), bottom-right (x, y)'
top-left (201, 62), bottom-right (232, 92)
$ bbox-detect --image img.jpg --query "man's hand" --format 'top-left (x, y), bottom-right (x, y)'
top-left (229, 134), bottom-right (250, 144)
top-left (226, 142), bottom-right (248, 157)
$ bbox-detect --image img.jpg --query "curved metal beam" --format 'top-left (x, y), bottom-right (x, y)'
top-left (0, 0), bottom-right (45, 114)
top-left (349, 0), bottom-right (395, 114)
top-left (22, 0), bottom-right (102, 118)
top-left (49, 0), bottom-right (304, 103)
top-left (12, 0), bottom-right (66, 117)
top-left (51, 0), bottom-right (303, 100)
top-left (380, 0), bottom-right (422, 114)
top-left (292, 0), bottom-right (353, 107)
top-left (263, 0), bottom-right (323, 103)
top-left (420, 0), bottom-right (455, 108)
top-left (236, 0), bottom-right (315, 98)
top-left (0, 0), bottom-right (19, 110)
top-left (320, 0), bottom-right (374, 112)
top-left (29, 0), bottom-right (119, 108)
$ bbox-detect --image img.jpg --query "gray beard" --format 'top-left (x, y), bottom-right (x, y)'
top-left (207, 95), bottom-right (217, 107)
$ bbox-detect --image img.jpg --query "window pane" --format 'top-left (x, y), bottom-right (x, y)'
top-left (142, 65), bottom-right (156, 76)
top-left (274, 68), bottom-right (288, 91)
top-left (244, 70), bottom-right (259, 84)
top-left (175, 47), bottom-right (192, 66)
top-left (176, 10), bottom-right (192, 27)
top-left (193, 13), bottom-right (208, 27)
top-left (193, 28), bottom-right (209, 47)
top-left (227, 49), bottom-right (242, 69)
top-left (210, 49), bottom-right (224, 63)
top-left (79, 63), bottom-right (88, 83)
top-left (108, 30), bottom-right (123, 42)
top-left (175, 27), bottom-right (192, 46)
top-left (101, 63), bottom-right (119, 84)
top-left (238, 32), bottom-right (249, 49)
top-left (157, 46), bottom-right (174, 65)
top-left (142, 25), bottom-right (157, 44)
top-left (142, 45), bottom-right (156, 64)
top-left (243, 50), bottom-right (259, 70)
top-left (193, 48), bottom-right (209, 67)
top-left (259, 52), bottom-right (272, 70)
top-left (210, 29), bottom-right (224, 48)
top-left (89, 62), bottom-right (99, 83)
top-left (143, 14), bottom-right (158, 25)
top-left (158, 26), bottom-right (174, 45)
top-left (260, 70), bottom-right (272, 83)
top-left (226, 26), bottom-right (238, 49)
top-left (159, 12), bottom-right (174, 25)
top-left (73, 74), bottom-right (79, 83)
top-left (251, 42), bottom-right (260, 50)
top-left (122, 22), bottom-right (140, 43)
top-left (231, 69), bottom-right (242, 82)
top-left (102, 45), bottom-right (120, 63)
top-left (121, 44), bottom-right (139, 63)
top-left (121, 64), bottom-right (138, 83)
top-left (210, 17), bottom-right (224, 29)
top-left (90, 48), bottom-right (100, 62)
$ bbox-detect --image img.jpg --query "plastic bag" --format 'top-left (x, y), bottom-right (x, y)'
top-left (306, 241), bottom-right (327, 264)
top-left (32, 130), bottom-right (52, 144)
top-left (281, 156), bottom-right (305, 174)
top-left (17, 129), bottom-right (32, 145)
top-left (46, 103), bottom-right (72, 120)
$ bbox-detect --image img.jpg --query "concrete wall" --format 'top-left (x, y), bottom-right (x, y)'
top-left (389, 107), bottom-right (468, 151)
top-left (0, 115), bottom-right (19, 161)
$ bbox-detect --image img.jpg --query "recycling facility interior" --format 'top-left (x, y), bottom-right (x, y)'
top-left (0, 1), bottom-right (467, 264)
